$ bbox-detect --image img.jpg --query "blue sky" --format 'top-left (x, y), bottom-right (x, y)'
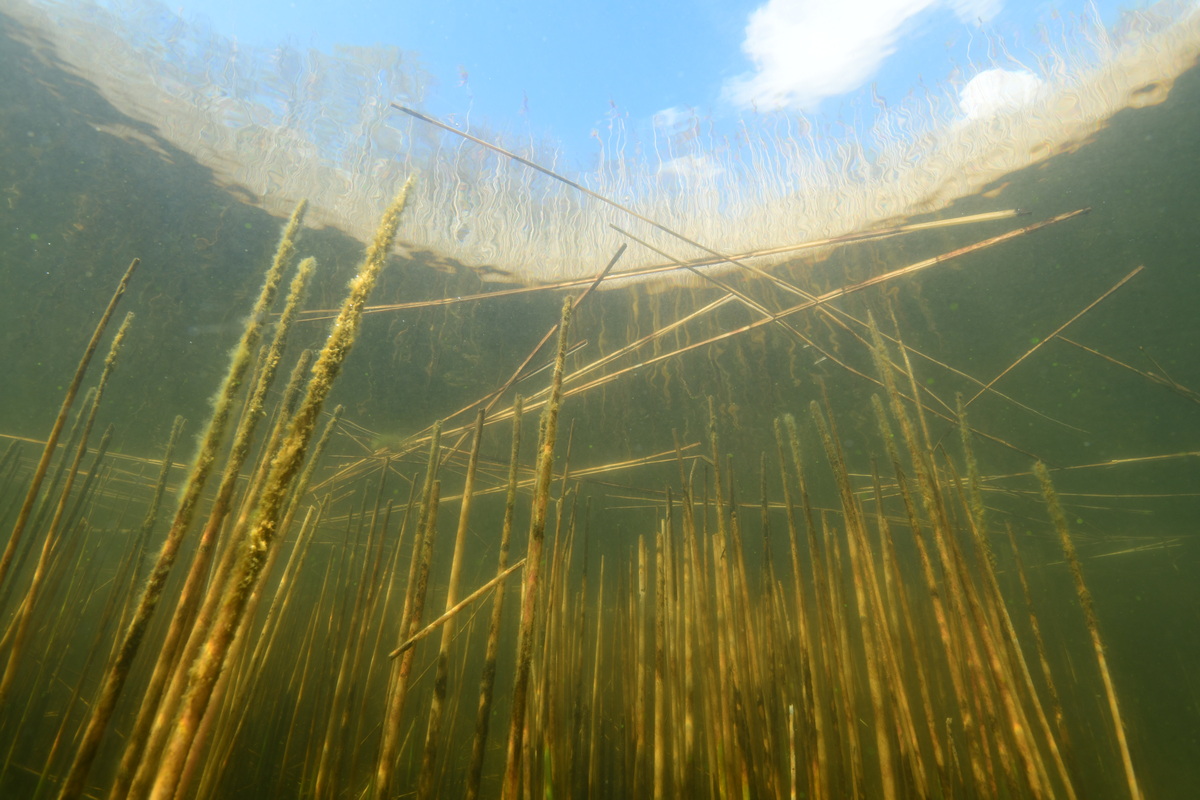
top-left (172, 0), bottom-right (1140, 168)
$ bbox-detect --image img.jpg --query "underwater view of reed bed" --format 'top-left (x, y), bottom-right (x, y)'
top-left (2, 6), bottom-right (1200, 800)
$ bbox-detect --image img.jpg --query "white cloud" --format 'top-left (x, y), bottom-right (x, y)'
top-left (958, 68), bottom-right (1041, 120)
top-left (947, 0), bottom-right (1003, 24)
top-left (724, 0), bottom-right (1003, 111)
top-left (653, 106), bottom-right (691, 130)
top-left (657, 153), bottom-right (724, 182)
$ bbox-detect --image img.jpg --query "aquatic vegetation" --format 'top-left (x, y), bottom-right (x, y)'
top-left (0, 3), bottom-right (1198, 799)
top-left (0, 149), bottom-right (1192, 796)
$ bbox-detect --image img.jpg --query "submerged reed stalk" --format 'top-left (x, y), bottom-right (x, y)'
top-left (501, 296), bottom-right (573, 800)
top-left (465, 397), bottom-right (524, 800)
top-left (1035, 461), bottom-right (1143, 800)
top-left (0, 311), bottom-right (133, 707)
top-left (416, 409), bottom-right (486, 800)
top-left (375, 451), bottom-right (441, 799)
top-left (144, 180), bottom-right (412, 800)
top-left (119, 255), bottom-right (317, 800)
top-left (55, 200), bottom-right (308, 800)
top-left (0, 258), bottom-right (138, 593)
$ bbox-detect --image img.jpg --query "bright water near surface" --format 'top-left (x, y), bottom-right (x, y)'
top-left (1, 4), bottom-right (1199, 799)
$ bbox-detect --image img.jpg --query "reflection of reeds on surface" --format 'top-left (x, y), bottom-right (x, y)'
top-left (0, 170), bottom-right (1187, 800)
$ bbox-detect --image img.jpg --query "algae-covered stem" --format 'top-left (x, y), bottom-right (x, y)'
top-left (501, 295), bottom-right (573, 800)
top-left (56, 198), bottom-right (307, 800)
top-left (119, 255), bottom-right (317, 800)
top-left (145, 177), bottom-right (414, 800)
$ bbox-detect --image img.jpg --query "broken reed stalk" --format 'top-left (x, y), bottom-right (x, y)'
top-left (1034, 461), bottom-right (1143, 800)
top-left (433, 246), bottom-right (624, 442)
top-left (144, 181), bottom-right (411, 800)
top-left (396, 102), bottom-right (1039, 317)
top-left (501, 296), bottom-right (573, 800)
top-left (0, 311), bottom-right (133, 707)
top-left (465, 398), bottom-right (524, 800)
top-left (0, 258), bottom-right (137, 592)
top-left (525, 211), bottom-right (1085, 438)
top-left (962, 266), bottom-right (1144, 411)
top-left (390, 558), bottom-right (526, 660)
top-left (55, 201), bottom-right (308, 800)
top-left (297, 207), bottom-right (1021, 323)
top-left (1061, 336), bottom-right (1200, 405)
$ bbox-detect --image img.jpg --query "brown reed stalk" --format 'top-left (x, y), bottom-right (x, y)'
top-left (1061, 336), bottom-right (1200, 405)
top-left (119, 258), bottom-right (316, 800)
top-left (962, 266), bottom-right (1144, 411)
top-left (374, 423), bottom-right (441, 799)
top-left (501, 296), bottom-right (573, 800)
top-left (671, 469), bottom-right (700, 798)
top-left (954, 404), bottom-right (1077, 797)
top-left (433, 247), bottom-right (623, 444)
top-left (296, 207), bottom-right (1020, 323)
top-left (405, 211), bottom-right (1068, 469)
top-left (127, 416), bottom-right (186, 588)
top-left (529, 434), bottom-right (573, 795)
top-left (1003, 520), bottom-right (1071, 754)
top-left (415, 408), bottom-right (486, 799)
top-left (632, 533), bottom-right (648, 795)
top-left (311, 462), bottom-right (393, 800)
top-left (391, 558), bottom-right (526, 659)
top-left (584, 555), bottom-right (605, 794)
top-left (174, 490), bottom-right (302, 800)
top-left (36, 419), bottom-right (181, 795)
top-left (857, 461), bottom-right (929, 797)
top-left (0, 258), bottom-right (138, 593)
top-left (56, 201), bottom-right (309, 800)
top-left (2, 432), bottom-right (110, 764)
top-left (143, 182), bottom-right (408, 800)
top-left (1035, 461), bottom-right (1143, 800)
top-left (464, 397), bottom-right (524, 799)
top-left (783, 414), bottom-right (843, 792)
top-left (869, 462), bottom-right (950, 796)
top-left (653, 518), bottom-right (667, 800)
top-left (0, 311), bottom-right (133, 707)
top-left (817, 511), bottom-right (860, 796)
top-left (868, 324), bottom-right (1003, 792)
top-left (811, 402), bottom-right (899, 800)
top-left (398, 103), bottom-right (1041, 319)
top-left (772, 419), bottom-right (825, 798)
top-left (704, 405), bottom-right (750, 798)
top-left (200, 502), bottom-right (323, 796)
top-left (935, 459), bottom-right (1056, 799)
top-left (345, 494), bottom-right (411, 777)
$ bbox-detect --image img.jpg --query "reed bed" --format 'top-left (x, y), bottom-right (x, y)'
top-left (0, 151), bottom-right (1181, 800)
